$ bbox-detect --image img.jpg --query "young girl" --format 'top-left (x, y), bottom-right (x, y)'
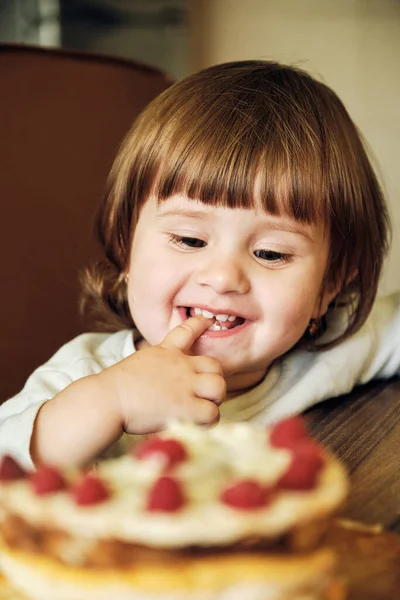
top-left (1, 60), bottom-right (399, 470)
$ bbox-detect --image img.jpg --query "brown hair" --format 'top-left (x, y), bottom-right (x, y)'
top-left (80, 60), bottom-right (390, 348)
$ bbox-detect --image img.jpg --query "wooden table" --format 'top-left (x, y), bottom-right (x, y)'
top-left (305, 377), bottom-right (400, 534)
top-left (305, 378), bottom-right (400, 599)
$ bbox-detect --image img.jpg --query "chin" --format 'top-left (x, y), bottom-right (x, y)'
top-left (198, 350), bottom-right (254, 378)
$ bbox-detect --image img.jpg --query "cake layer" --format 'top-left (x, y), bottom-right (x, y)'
top-left (1, 512), bottom-right (331, 568)
top-left (0, 546), bottom-right (346, 600)
top-left (0, 422), bottom-right (348, 550)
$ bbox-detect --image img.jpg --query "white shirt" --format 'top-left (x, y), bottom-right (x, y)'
top-left (1, 293), bottom-right (399, 469)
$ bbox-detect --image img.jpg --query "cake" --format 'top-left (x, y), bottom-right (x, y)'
top-left (0, 418), bottom-right (349, 600)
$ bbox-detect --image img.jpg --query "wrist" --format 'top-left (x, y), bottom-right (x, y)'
top-left (89, 373), bottom-right (125, 435)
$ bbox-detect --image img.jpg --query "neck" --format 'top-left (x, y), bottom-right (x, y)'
top-left (225, 368), bottom-right (268, 399)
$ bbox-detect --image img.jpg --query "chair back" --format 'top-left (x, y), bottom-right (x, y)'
top-left (0, 44), bottom-right (171, 400)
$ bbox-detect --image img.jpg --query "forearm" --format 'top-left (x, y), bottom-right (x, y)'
top-left (30, 375), bottom-right (123, 469)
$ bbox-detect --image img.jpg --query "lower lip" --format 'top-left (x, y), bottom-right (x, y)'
top-left (200, 319), bottom-right (250, 338)
top-left (177, 308), bottom-right (251, 338)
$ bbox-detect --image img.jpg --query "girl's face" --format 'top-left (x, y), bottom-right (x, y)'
top-left (127, 195), bottom-right (336, 393)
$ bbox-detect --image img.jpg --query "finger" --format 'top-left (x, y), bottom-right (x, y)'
top-left (194, 373), bottom-right (226, 406)
top-left (190, 355), bottom-right (223, 375)
top-left (191, 398), bottom-right (220, 425)
top-left (160, 316), bottom-right (213, 353)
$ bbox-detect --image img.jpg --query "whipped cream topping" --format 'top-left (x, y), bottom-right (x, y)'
top-left (0, 422), bottom-right (348, 549)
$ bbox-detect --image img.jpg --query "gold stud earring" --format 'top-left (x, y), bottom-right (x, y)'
top-left (306, 315), bottom-right (327, 340)
top-left (307, 318), bottom-right (320, 338)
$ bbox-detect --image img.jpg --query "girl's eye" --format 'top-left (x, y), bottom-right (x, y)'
top-left (254, 249), bottom-right (291, 264)
top-left (169, 234), bottom-right (207, 249)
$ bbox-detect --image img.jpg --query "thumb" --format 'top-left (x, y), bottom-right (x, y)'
top-left (160, 316), bottom-right (213, 353)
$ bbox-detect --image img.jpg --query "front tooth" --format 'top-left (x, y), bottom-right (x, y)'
top-left (201, 309), bottom-right (215, 319)
top-left (194, 307), bottom-right (202, 316)
top-left (228, 315), bottom-right (236, 322)
top-left (216, 314), bottom-right (229, 322)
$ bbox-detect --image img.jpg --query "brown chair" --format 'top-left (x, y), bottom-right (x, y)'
top-left (0, 43), bottom-right (172, 402)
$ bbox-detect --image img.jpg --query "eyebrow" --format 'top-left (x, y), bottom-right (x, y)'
top-left (156, 209), bottom-right (211, 220)
top-left (157, 208), bottom-right (314, 241)
top-left (261, 220), bottom-right (314, 241)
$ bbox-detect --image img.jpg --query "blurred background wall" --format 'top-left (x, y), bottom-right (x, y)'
top-left (0, 0), bottom-right (188, 78)
top-left (1, 0), bottom-right (399, 293)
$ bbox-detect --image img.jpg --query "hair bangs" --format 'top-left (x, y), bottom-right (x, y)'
top-left (150, 105), bottom-right (328, 229)
top-left (257, 147), bottom-right (328, 226)
top-left (149, 108), bottom-right (263, 210)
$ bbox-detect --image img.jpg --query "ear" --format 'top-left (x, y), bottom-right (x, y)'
top-left (311, 269), bottom-right (358, 319)
top-left (311, 285), bottom-right (339, 319)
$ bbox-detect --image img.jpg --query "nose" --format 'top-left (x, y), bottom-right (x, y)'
top-left (194, 253), bottom-right (250, 295)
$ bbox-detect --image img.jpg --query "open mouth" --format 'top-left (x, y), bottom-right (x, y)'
top-left (184, 307), bottom-right (246, 331)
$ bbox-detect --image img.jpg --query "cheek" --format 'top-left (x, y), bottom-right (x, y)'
top-left (129, 241), bottom-right (165, 293)
top-left (260, 277), bottom-right (322, 336)
top-left (127, 247), bottom-right (187, 326)
top-left (277, 294), bottom-right (311, 331)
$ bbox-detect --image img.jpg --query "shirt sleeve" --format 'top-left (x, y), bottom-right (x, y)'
top-left (0, 332), bottom-right (118, 470)
top-left (358, 291), bottom-right (400, 381)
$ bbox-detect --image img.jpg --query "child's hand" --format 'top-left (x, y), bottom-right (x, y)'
top-left (98, 316), bottom-right (225, 435)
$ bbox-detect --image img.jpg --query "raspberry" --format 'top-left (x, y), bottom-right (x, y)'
top-left (0, 455), bottom-right (26, 482)
top-left (146, 476), bottom-right (185, 512)
top-left (277, 441), bottom-right (325, 491)
top-left (220, 480), bottom-right (271, 510)
top-left (73, 474), bottom-right (110, 506)
top-left (30, 465), bottom-right (66, 495)
top-left (134, 437), bottom-right (187, 470)
top-left (269, 416), bottom-right (310, 449)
